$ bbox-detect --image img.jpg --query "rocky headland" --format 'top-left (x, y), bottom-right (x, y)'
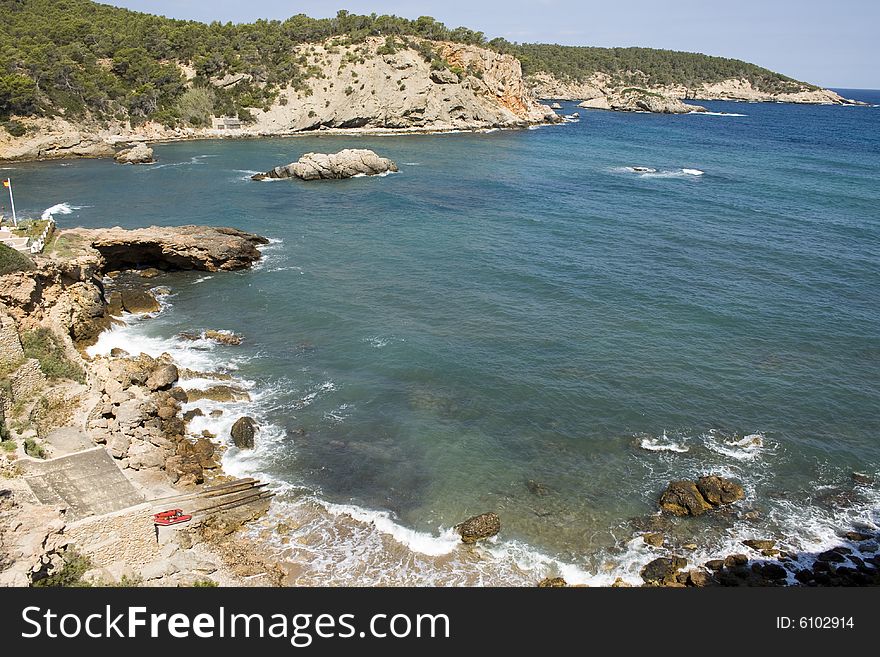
top-left (252, 149), bottom-right (398, 181)
top-left (528, 72), bottom-right (865, 112)
top-left (0, 224), bottom-right (282, 587)
top-left (0, 37), bottom-right (559, 164)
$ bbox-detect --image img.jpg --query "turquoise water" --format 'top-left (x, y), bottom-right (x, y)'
top-left (7, 91), bottom-right (880, 584)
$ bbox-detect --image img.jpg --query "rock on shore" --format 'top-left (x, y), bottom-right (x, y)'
top-left (455, 512), bottom-right (501, 543)
top-left (63, 225), bottom-right (269, 272)
top-left (252, 149), bottom-right (398, 181)
top-left (114, 142), bottom-right (155, 165)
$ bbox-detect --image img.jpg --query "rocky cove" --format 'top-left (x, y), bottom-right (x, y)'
top-left (0, 221), bottom-right (876, 588)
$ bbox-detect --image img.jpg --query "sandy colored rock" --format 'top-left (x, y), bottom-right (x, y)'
top-left (253, 149), bottom-right (398, 181)
top-left (114, 142), bottom-right (155, 164)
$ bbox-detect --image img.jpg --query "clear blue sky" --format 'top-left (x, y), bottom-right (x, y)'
top-left (103, 1), bottom-right (878, 88)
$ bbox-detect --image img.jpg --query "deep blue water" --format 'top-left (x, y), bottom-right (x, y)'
top-left (5, 91), bottom-right (879, 583)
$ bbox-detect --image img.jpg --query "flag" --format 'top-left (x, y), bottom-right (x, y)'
top-left (2, 180), bottom-right (8, 188)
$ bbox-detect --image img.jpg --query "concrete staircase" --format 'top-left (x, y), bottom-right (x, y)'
top-left (0, 227), bottom-right (30, 252)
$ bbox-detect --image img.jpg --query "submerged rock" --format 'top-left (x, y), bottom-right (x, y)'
top-left (455, 512), bottom-right (501, 544)
top-left (231, 416), bottom-right (258, 449)
top-left (252, 149), bottom-right (398, 181)
top-left (119, 289), bottom-right (160, 314)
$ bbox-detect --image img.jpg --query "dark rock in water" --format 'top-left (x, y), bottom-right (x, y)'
top-left (455, 512), bottom-right (501, 544)
top-left (743, 539), bottom-right (776, 551)
top-left (659, 475), bottom-right (744, 516)
top-left (659, 481), bottom-right (713, 516)
top-left (817, 549), bottom-right (846, 564)
top-left (526, 479), bottom-right (551, 496)
top-left (686, 569), bottom-right (716, 587)
top-left (851, 472), bottom-right (874, 486)
top-left (183, 409), bottom-right (204, 422)
top-left (641, 556), bottom-right (687, 585)
top-left (752, 562), bottom-right (788, 581)
top-left (696, 475), bottom-right (745, 506)
top-left (139, 268), bottom-right (162, 278)
top-left (844, 531), bottom-right (873, 542)
top-left (724, 554), bottom-right (749, 568)
top-left (705, 559), bottom-right (725, 572)
top-left (168, 387), bottom-right (188, 402)
top-left (231, 416), bottom-right (258, 449)
top-left (109, 347), bottom-right (129, 358)
top-left (120, 289), bottom-right (160, 314)
top-left (537, 577), bottom-right (567, 588)
top-left (642, 532), bottom-right (665, 547)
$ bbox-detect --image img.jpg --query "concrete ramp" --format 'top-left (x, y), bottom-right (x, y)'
top-left (22, 447), bottom-right (144, 521)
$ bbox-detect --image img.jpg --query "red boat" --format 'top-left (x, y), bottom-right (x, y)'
top-left (152, 509), bottom-right (192, 526)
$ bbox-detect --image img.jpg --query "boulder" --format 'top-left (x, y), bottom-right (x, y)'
top-left (641, 556), bottom-right (687, 585)
top-left (659, 481), bottom-right (713, 517)
top-left (642, 532), bottom-right (665, 547)
top-left (114, 142), bottom-right (155, 165)
top-left (119, 289), bottom-right (160, 314)
top-left (696, 475), bottom-right (744, 506)
top-left (231, 416), bottom-right (257, 449)
top-left (107, 434), bottom-right (130, 459)
top-left (743, 539), bottom-right (776, 551)
top-left (252, 149), bottom-right (398, 181)
top-left (455, 512), bottom-right (501, 544)
top-left (146, 364), bottom-right (179, 391)
top-left (185, 385), bottom-right (250, 403)
top-left (659, 475), bottom-right (745, 516)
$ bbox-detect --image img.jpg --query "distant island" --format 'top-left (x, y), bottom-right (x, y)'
top-left (0, 1), bottom-right (861, 161)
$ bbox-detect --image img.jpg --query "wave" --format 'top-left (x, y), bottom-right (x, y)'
top-left (640, 432), bottom-right (690, 453)
top-left (690, 111), bottom-right (748, 117)
top-left (614, 167), bottom-right (705, 178)
top-left (351, 170), bottom-right (399, 178)
top-left (704, 431), bottom-right (766, 460)
top-left (41, 202), bottom-right (78, 221)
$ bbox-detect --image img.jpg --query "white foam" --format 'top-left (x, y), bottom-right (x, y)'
top-left (351, 170), bottom-right (399, 178)
top-left (640, 432), bottom-right (690, 453)
top-left (690, 111), bottom-right (747, 117)
top-left (41, 202), bottom-right (77, 221)
top-left (681, 168), bottom-right (705, 176)
top-left (704, 432), bottom-right (766, 460)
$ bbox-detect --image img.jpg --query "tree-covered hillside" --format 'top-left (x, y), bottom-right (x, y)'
top-left (491, 42), bottom-right (814, 93)
top-left (0, 0), bottom-right (815, 132)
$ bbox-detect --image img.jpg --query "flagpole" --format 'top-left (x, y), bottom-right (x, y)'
top-left (7, 179), bottom-right (17, 227)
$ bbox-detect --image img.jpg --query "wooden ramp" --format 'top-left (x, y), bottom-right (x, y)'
top-left (150, 478), bottom-right (274, 519)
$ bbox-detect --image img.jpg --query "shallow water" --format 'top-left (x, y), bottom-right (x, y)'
top-left (16, 89), bottom-right (880, 584)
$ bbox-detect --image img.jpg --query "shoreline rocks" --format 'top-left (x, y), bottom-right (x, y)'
top-left (253, 149), bottom-right (399, 181)
top-left (231, 417), bottom-right (258, 450)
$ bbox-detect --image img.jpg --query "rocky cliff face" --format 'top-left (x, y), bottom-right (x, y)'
top-left (528, 72), bottom-right (862, 110)
top-left (250, 37), bottom-right (557, 134)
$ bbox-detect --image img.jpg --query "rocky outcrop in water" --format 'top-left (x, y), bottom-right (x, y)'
top-left (114, 142), bottom-right (155, 164)
top-left (578, 91), bottom-right (706, 114)
top-left (253, 149), bottom-right (398, 181)
top-left (455, 512), bottom-right (501, 543)
top-left (63, 225), bottom-right (269, 272)
top-left (659, 475), bottom-right (744, 516)
top-left (231, 417), bottom-right (258, 450)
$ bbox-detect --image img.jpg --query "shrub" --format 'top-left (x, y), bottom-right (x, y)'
top-left (0, 244), bottom-right (34, 275)
top-left (192, 579), bottom-right (218, 587)
top-left (24, 437), bottom-right (46, 459)
top-left (33, 549), bottom-right (92, 587)
top-left (0, 438), bottom-right (15, 451)
top-left (3, 120), bottom-right (27, 137)
top-left (21, 328), bottom-right (85, 382)
top-left (344, 86), bottom-right (354, 96)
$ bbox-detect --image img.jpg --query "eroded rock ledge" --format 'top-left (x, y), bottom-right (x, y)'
top-left (64, 225), bottom-right (269, 273)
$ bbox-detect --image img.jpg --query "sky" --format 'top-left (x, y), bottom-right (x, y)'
top-left (102, 1), bottom-right (878, 88)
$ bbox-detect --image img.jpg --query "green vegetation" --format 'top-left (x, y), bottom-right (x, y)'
top-left (33, 549), bottom-right (92, 587)
top-left (0, 438), bottom-right (15, 451)
top-left (0, 1), bottom-right (813, 128)
top-left (21, 328), bottom-right (86, 382)
top-left (23, 436), bottom-right (45, 458)
top-left (192, 579), bottom-right (219, 587)
top-left (490, 41), bottom-right (815, 92)
top-left (0, 243), bottom-right (33, 275)
top-left (2, 118), bottom-right (26, 136)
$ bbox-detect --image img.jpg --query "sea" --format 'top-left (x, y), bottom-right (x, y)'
top-left (5, 88), bottom-right (879, 585)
